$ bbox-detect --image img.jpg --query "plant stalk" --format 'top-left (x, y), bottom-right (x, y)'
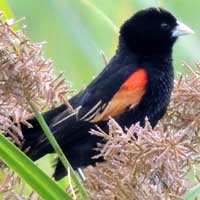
top-left (30, 101), bottom-right (88, 199)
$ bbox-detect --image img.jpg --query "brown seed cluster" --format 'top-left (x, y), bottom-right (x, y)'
top-left (0, 169), bottom-right (41, 200)
top-left (163, 65), bottom-right (200, 132)
top-left (0, 14), bottom-right (69, 199)
top-left (84, 67), bottom-right (200, 200)
top-left (0, 13), bottom-right (69, 147)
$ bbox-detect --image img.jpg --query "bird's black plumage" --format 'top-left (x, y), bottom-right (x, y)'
top-left (22, 7), bottom-right (193, 180)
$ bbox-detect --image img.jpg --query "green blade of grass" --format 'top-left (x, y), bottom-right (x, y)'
top-left (183, 184), bottom-right (200, 200)
top-left (0, 0), bottom-right (14, 18)
top-left (81, 0), bottom-right (119, 35)
top-left (0, 133), bottom-right (72, 200)
top-left (30, 102), bottom-right (88, 199)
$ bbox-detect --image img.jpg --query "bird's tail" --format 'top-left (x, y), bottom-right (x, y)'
top-left (22, 104), bottom-right (103, 180)
top-left (22, 104), bottom-right (67, 156)
top-left (22, 104), bottom-right (83, 160)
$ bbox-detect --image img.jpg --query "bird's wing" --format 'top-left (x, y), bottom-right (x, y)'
top-left (27, 65), bottom-right (148, 159)
top-left (77, 66), bottom-right (148, 123)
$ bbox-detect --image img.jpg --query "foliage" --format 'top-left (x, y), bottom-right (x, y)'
top-left (0, 12), bottom-right (86, 199)
top-left (0, 133), bottom-right (72, 200)
top-left (0, 13), bottom-right (69, 147)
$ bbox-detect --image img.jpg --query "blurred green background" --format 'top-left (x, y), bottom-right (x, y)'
top-left (0, 0), bottom-right (199, 195)
top-left (1, 0), bottom-right (200, 90)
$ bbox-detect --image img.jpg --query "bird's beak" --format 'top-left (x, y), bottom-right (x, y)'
top-left (172, 21), bottom-right (194, 37)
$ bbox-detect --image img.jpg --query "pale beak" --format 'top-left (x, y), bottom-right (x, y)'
top-left (172, 21), bottom-right (194, 37)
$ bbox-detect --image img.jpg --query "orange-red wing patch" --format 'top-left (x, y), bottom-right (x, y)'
top-left (90, 69), bottom-right (148, 122)
top-left (122, 69), bottom-right (147, 90)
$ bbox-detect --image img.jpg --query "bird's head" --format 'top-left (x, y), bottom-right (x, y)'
top-left (120, 7), bottom-right (194, 55)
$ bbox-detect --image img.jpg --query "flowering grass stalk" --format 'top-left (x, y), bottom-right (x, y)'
top-left (0, 12), bottom-right (87, 199)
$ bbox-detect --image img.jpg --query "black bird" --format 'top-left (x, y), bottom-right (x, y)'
top-left (22, 7), bottom-right (194, 180)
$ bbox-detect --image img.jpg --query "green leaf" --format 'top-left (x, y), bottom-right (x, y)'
top-left (81, 0), bottom-right (119, 35)
top-left (0, 133), bottom-right (72, 200)
top-left (0, 0), bottom-right (13, 18)
top-left (30, 102), bottom-right (88, 199)
top-left (183, 184), bottom-right (200, 200)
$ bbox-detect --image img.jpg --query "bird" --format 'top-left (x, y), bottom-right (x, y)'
top-left (22, 7), bottom-right (194, 180)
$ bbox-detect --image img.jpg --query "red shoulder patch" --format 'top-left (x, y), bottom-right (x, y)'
top-left (122, 69), bottom-right (147, 90)
top-left (88, 69), bottom-right (147, 122)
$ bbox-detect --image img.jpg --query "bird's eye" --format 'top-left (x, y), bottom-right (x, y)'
top-left (161, 23), bottom-right (170, 30)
